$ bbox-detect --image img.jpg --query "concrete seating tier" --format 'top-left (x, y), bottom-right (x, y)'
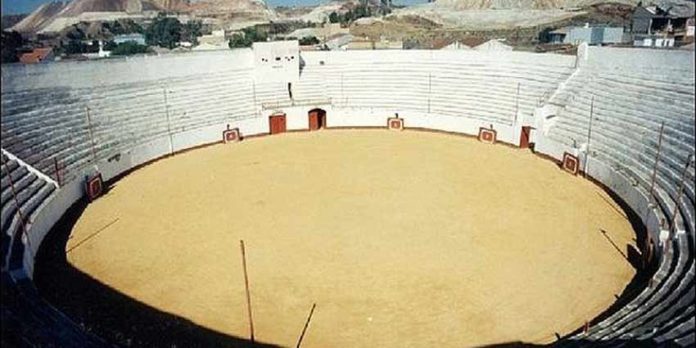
top-left (550, 47), bottom-right (695, 346)
top-left (1, 68), bottom-right (258, 182)
top-left (1, 48), bottom-right (692, 346)
top-left (548, 66), bottom-right (695, 233)
top-left (296, 53), bottom-right (575, 124)
top-left (1, 154), bottom-right (56, 271)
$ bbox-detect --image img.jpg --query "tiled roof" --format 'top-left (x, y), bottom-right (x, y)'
top-left (19, 48), bottom-right (52, 64)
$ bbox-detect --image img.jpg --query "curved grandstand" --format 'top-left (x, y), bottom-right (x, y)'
top-left (1, 44), bottom-right (694, 346)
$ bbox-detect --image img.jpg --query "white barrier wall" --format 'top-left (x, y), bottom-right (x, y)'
top-left (19, 110), bottom-right (659, 278)
top-left (22, 177), bottom-right (83, 278)
top-left (534, 133), bottom-right (664, 252)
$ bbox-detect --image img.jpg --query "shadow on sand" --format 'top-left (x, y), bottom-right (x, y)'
top-left (33, 198), bottom-right (280, 348)
top-left (31, 173), bottom-right (657, 347)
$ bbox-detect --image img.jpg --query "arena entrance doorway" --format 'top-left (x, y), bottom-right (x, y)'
top-left (520, 126), bottom-right (532, 149)
top-left (269, 114), bottom-right (287, 134)
top-left (308, 109), bottom-right (326, 131)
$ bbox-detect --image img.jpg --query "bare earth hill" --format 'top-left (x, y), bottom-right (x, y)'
top-left (433, 0), bottom-right (639, 9)
top-left (10, 2), bottom-right (68, 33)
top-left (385, 0), bottom-right (693, 30)
top-left (188, 0), bottom-right (277, 20)
top-left (10, 0), bottom-right (276, 33)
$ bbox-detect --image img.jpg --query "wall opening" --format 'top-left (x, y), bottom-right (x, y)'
top-left (308, 109), bottom-right (326, 131)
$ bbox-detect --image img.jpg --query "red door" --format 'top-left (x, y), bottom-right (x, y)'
top-left (309, 111), bottom-right (319, 131)
top-left (308, 109), bottom-right (326, 131)
top-left (520, 126), bottom-right (531, 148)
top-left (269, 114), bottom-right (287, 134)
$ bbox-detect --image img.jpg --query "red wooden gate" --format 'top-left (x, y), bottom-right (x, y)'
top-left (308, 109), bottom-right (326, 131)
top-left (520, 126), bottom-right (531, 148)
top-left (269, 114), bottom-right (287, 134)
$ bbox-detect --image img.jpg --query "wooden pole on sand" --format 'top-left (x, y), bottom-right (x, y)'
top-left (296, 303), bottom-right (317, 348)
top-left (240, 240), bottom-right (255, 344)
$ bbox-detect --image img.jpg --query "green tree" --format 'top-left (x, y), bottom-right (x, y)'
top-left (64, 26), bottom-right (86, 41)
top-left (63, 40), bottom-right (88, 54)
top-left (145, 13), bottom-right (182, 49)
top-left (244, 26), bottom-right (267, 43)
top-left (228, 32), bottom-right (250, 48)
top-left (354, 5), bottom-right (369, 19)
top-left (228, 26), bottom-right (268, 48)
top-left (111, 41), bottom-right (150, 56)
top-left (1, 30), bottom-right (24, 64)
top-left (182, 20), bottom-right (202, 45)
top-left (104, 40), bottom-right (117, 51)
top-left (329, 12), bottom-right (340, 23)
top-left (106, 19), bottom-right (144, 35)
top-left (299, 36), bottom-right (320, 45)
top-left (343, 10), bottom-right (353, 23)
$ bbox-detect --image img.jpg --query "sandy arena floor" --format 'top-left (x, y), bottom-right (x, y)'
top-left (65, 129), bottom-right (637, 347)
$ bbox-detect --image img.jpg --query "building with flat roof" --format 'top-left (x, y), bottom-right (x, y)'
top-left (548, 25), bottom-right (628, 45)
top-left (632, 3), bottom-right (695, 47)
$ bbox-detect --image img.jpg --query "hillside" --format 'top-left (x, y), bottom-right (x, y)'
top-left (277, 0), bottom-right (388, 22)
top-left (10, 2), bottom-right (68, 33)
top-left (389, 0), bottom-right (692, 29)
top-left (10, 0), bottom-right (278, 34)
top-left (430, 0), bottom-right (696, 9)
top-left (57, 0), bottom-right (190, 15)
top-left (188, 0), bottom-right (277, 20)
top-left (433, 0), bottom-right (639, 9)
top-left (1, 15), bottom-right (29, 30)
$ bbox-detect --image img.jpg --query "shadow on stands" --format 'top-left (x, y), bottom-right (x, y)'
top-left (32, 198), bottom-right (280, 348)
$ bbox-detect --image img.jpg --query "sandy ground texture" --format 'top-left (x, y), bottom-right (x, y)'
top-left (65, 129), bottom-right (637, 347)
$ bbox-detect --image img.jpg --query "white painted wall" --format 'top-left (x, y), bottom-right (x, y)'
top-left (253, 41), bottom-right (300, 83)
top-left (12, 108), bottom-right (668, 306)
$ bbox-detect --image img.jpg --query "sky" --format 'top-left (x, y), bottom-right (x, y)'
top-left (1, 0), bottom-right (428, 15)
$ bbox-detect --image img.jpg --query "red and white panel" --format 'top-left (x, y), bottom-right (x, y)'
top-left (387, 117), bottom-right (404, 131)
top-left (562, 152), bottom-right (579, 175)
top-left (223, 128), bottom-right (241, 143)
top-left (85, 173), bottom-right (103, 202)
top-left (478, 128), bottom-right (497, 144)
